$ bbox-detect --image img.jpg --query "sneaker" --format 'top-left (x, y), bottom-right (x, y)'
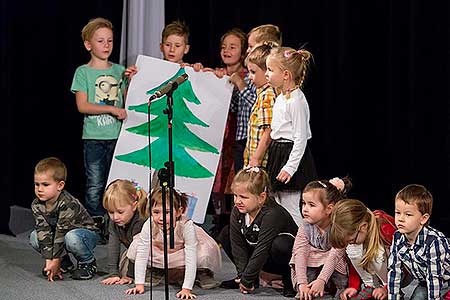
top-left (144, 268), bottom-right (164, 287)
top-left (60, 255), bottom-right (74, 273)
top-left (71, 260), bottom-right (97, 280)
top-left (196, 269), bottom-right (220, 289)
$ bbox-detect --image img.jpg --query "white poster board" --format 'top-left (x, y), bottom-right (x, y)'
top-left (108, 55), bottom-right (233, 223)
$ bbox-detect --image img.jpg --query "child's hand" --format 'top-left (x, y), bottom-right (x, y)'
top-left (176, 288), bottom-right (197, 299)
top-left (298, 283), bottom-right (311, 300)
top-left (340, 287), bottom-right (358, 300)
top-left (112, 107), bottom-right (127, 120)
top-left (202, 67), bottom-right (227, 78)
top-left (307, 278), bottom-right (325, 298)
top-left (276, 170), bottom-right (292, 184)
top-left (125, 284), bottom-right (145, 295)
top-left (248, 157), bottom-right (260, 167)
top-left (117, 276), bottom-right (133, 284)
top-left (372, 287), bottom-right (387, 300)
top-left (101, 276), bottom-right (121, 285)
top-left (191, 62), bottom-right (204, 72)
top-left (229, 72), bottom-right (246, 90)
top-left (44, 258), bottom-right (62, 282)
top-left (239, 282), bottom-right (255, 294)
top-left (124, 65), bottom-right (138, 80)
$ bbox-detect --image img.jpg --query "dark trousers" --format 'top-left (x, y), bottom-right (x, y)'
top-left (233, 138), bottom-right (246, 173)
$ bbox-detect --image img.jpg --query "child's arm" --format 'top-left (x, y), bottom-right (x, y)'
top-left (31, 203), bottom-right (55, 260)
top-left (387, 232), bottom-right (402, 300)
top-left (425, 238), bottom-right (449, 300)
top-left (236, 77), bottom-right (256, 108)
top-left (101, 222), bottom-right (122, 285)
top-left (75, 91), bottom-right (127, 120)
top-left (292, 224), bottom-right (312, 298)
top-left (179, 221), bottom-right (198, 292)
top-left (229, 207), bottom-right (250, 278)
top-left (249, 128), bottom-right (271, 167)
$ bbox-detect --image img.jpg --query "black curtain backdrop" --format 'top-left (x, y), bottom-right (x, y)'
top-left (1, 1), bottom-right (449, 234)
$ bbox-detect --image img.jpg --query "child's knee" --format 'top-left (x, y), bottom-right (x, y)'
top-left (29, 230), bottom-right (40, 251)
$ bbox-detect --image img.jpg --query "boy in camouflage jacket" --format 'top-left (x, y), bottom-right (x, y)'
top-left (30, 157), bottom-right (99, 280)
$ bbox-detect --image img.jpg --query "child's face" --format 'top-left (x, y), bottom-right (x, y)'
top-left (107, 201), bottom-right (137, 227)
top-left (265, 56), bottom-right (286, 89)
top-left (160, 34), bottom-right (189, 63)
top-left (301, 190), bottom-right (332, 226)
top-left (394, 199), bottom-right (429, 238)
top-left (84, 27), bottom-right (113, 61)
top-left (247, 32), bottom-right (257, 54)
top-left (232, 183), bottom-right (265, 215)
top-left (34, 171), bottom-right (64, 203)
top-left (220, 34), bottom-right (242, 67)
top-left (247, 62), bottom-right (267, 88)
top-left (151, 203), bottom-right (183, 231)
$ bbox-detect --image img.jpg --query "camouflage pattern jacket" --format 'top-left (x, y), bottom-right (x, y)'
top-left (31, 190), bottom-right (97, 259)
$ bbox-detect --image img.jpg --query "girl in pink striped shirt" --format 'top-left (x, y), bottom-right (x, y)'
top-left (291, 177), bottom-right (352, 299)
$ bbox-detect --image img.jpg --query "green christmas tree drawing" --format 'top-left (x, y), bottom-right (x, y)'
top-left (116, 68), bottom-right (219, 178)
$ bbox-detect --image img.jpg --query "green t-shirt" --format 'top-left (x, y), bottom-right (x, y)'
top-left (71, 63), bottom-right (126, 140)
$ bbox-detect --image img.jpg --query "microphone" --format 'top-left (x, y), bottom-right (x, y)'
top-left (148, 73), bottom-right (189, 101)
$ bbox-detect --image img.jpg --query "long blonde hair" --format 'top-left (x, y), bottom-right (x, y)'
top-left (330, 199), bottom-right (384, 271)
top-left (103, 179), bottom-right (149, 219)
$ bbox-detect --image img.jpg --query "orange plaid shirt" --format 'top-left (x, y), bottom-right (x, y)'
top-left (244, 84), bottom-right (277, 167)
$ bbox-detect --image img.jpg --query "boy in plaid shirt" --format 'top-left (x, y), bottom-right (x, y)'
top-left (388, 184), bottom-right (450, 300)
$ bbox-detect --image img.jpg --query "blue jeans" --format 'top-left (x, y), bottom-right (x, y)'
top-left (83, 139), bottom-right (117, 216)
top-left (29, 229), bottom-right (99, 264)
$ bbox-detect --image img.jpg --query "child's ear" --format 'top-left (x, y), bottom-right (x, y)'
top-left (57, 181), bottom-right (65, 191)
top-left (84, 40), bottom-right (92, 51)
top-left (420, 213), bottom-right (430, 226)
top-left (159, 43), bottom-right (164, 52)
top-left (283, 69), bottom-right (291, 81)
top-left (184, 44), bottom-right (190, 54)
top-left (326, 203), bottom-right (334, 214)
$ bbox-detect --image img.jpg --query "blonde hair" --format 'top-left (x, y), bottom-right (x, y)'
top-left (330, 199), bottom-right (384, 272)
top-left (249, 24), bottom-right (282, 46)
top-left (396, 184), bottom-right (432, 226)
top-left (161, 20), bottom-right (189, 44)
top-left (81, 17), bottom-right (113, 42)
top-left (231, 168), bottom-right (271, 197)
top-left (150, 188), bottom-right (188, 215)
top-left (34, 157), bottom-right (67, 182)
top-left (103, 179), bottom-right (149, 219)
top-left (245, 41), bottom-right (279, 70)
top-left (268, 47), bottom-right (313, 88)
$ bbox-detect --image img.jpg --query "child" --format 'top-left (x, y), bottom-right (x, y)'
top-left (101, 179), bottom-right (149, 285)
top-left (247, 24), bottom-right (282, 54)
top-left (265, 47), bottom-right (317, 225)
top-left (125, 188), bottom-right (221, 299)
top-left (291, 177), bottom-right (351, 299)
top-left (388, 184), bottom-right (450, 300)
top-left (330, 199), bottom-right (396, 300)
top-left (243, 42), bottom-right (278, 168)
top-left (30, 157), bottom-right (99, 281)
top-left (70, 17), bottom-right (127, 238)
top-left (219, 167), bottom-right (298, 297)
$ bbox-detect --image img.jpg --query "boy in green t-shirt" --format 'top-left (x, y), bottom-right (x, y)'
top-left (70, 17), bottom-right (127, 242)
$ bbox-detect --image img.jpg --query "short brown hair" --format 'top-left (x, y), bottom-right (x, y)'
top-left (161, 20), bottom-right (189, 44)
top-left (396, 184), bottom-right (432, 220)
top-left (245, 41), bottom-right (278, 70)
top-left (34, 157), bottom-right (67, 182)
top-left (81, 17), bottom-right (113, 42)
top-left (249, 24), bottom-right (282, 46)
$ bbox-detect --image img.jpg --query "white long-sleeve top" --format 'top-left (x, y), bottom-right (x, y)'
top-left (270, 88), bottom-right (311, 176)
top-left (134, 217), bottom-right (198, 290)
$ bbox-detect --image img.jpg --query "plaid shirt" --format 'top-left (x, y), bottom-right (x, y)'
top-left (244, 84), bottom-right (276, 167)
top-left (229, 74), bottom-right (257, 141)
top-left (388, 226), bottom-right (450, 300)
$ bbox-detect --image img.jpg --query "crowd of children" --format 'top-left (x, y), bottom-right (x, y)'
top-left (26, 16), bottom-right (450, 300)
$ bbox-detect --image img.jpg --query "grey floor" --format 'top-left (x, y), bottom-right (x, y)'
top-left (2, 206), bottom-right (327, 300)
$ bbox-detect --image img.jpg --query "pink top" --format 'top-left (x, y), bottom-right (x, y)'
top-left (290, 222), bottom-right (347, 285)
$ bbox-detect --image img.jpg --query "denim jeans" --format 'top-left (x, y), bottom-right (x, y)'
top-left (83, 139), bottom-right (117, 216)
top-left (29, 228), bottom-right (99, 264)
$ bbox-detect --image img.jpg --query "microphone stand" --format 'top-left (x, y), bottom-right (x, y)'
top-left (152, 82), bottom-right (179, 300)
